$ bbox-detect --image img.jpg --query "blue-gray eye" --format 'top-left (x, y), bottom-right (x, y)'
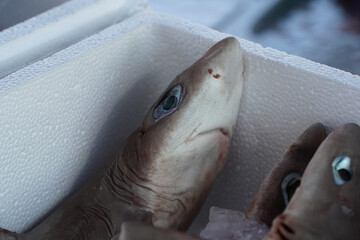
top-left (332, 156), bottom-right (352, 185)
top-left (153, 84), bottom-right (182, 120)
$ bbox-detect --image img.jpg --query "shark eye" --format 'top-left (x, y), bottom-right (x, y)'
top-left (332, 156), bottom-right (352, 185)
top-left (281, 172), bottom-right (301, 206)
top-left (153, 84), bottom-right (182, 120)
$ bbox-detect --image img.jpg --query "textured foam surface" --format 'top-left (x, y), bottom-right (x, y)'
top-left (0, 0), bottom-right (147, 78)
top-left (0, 11), bottom-right (359, 234)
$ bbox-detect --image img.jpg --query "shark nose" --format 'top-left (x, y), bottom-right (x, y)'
top-left (204, 37), bottom-right (242, 83)
top-left (265, 214), bottom-right (296, 240)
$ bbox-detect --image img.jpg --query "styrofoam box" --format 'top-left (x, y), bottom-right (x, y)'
top-left (1, 3), bottom-right (360, 236)
top-left (0, 0), bottom-right (148, 79)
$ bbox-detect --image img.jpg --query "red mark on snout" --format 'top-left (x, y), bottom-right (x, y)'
top-left (208, 68), bottom-right (221, 79)
top-left (213, 74), bottom-right (221, 79)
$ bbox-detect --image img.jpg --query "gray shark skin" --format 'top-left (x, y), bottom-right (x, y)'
top-left (0, 37), bottom-right (244, 240)
top-left (246, 123), bottom-right (328, 226)
top-left (264, 123), bottom-right (360, 240)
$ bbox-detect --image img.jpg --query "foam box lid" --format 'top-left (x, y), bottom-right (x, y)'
top-left (1, 9), bottom-right (360, 235)
top-left (0, 0), bottom-right (148, 79)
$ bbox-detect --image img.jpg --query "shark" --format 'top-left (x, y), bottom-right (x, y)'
top-left (128, 122), bottom-right (360, 240)
top-left (264, 123), bottom-right (360, 240)
top-left (0, 36), bottom-right (244, 240)
top-left (246, 123), bottom-right (328, 226)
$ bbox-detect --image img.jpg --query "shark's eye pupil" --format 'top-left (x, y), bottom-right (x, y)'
top-left (153, 84), bottom-right (183, 120)
top-left (332, 156), bottom-right (352, 185)
top-left (163, 96), bottom-right (176, 110)
top-left (286, 177), bottom-right (300, 201)
top-left (338, 169), bottom-right (351, 181)
top-left (281, 172), bottom-right (301, 206)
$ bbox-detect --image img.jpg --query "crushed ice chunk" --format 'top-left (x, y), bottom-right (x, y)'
top-left (200, 207), bottom-right (269, 240)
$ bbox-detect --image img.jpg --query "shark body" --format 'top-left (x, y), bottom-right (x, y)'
top-left (0, 37), bottom-right (244, 240)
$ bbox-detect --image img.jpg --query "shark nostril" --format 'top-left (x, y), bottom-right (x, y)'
top-left (281, 222), bottom-right (295, 234)
top-left (277, 229), bottom-right (290, 240)
top-left (213, 74), bottom-right (221, 79)
top-left (276, 222), bottom-right (296, 240)
top-left (274, 215), bottom-right (296, 240)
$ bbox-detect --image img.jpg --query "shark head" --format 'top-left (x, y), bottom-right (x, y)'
top-left (119, 37), bottom-right (244, 230)
top-left (140, 36), bottom-right (243, 188)
top-left (264, 123), bottom-right (360, 240)
top-left (246, 123), bottom-right (328, 226)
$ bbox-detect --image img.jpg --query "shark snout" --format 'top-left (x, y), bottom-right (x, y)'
top-left (264, 123), bottom-right (360, 240)
top-left (197, 37), bottom-right (243, 95)
top-left (189, 37), bottom-right (243, 139)
top-left (208, 37), bottom-right (243, 91)
top-left (264, 213), bottom-right (298, 240)
top-left (265, 212), bottom-right (328, 240)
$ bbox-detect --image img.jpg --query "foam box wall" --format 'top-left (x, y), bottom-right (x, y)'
top-left (1, 11), bottom-right (360, 234)
top-left (0, 0), bottom-right (147, 79)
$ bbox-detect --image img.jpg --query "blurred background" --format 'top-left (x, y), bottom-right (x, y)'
top-left (150, 0), bottom-right (360, 75)
top-left (1, 0), bottom-right (359, 75)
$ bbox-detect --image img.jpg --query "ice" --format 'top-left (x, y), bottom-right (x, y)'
top-left (200, 207), bottom-right (269, 240)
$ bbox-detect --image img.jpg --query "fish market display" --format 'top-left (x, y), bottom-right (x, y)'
top-left (264, 123), bottom-right (360, 240)
top-left (0, 37), bottom-right (244, 240)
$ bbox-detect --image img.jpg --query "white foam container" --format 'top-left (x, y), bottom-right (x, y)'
top-left (0, 0), bottom-right (148, 79)
top-left (0, 0), bottom-right (359, 235)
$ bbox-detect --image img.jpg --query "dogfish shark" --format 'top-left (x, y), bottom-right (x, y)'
top-left (200, 123), bottom-right (328, 240)
top-left (201, 123), bottom-right (359, 240)
top-left (246, 123), bottom-right (328, 226)
top-left (127, 123), bottom-right (360, 240)
top-left (0, 37), bottom-right (244, 240)
top-left (264, 123), bottom-right (360, 240)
